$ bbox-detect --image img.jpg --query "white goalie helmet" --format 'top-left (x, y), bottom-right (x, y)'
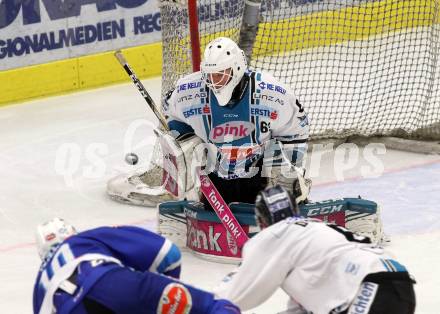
top-left (201, 37), bottom-right (247, 106)
top-left (35, 218), bottom-right (77, 259)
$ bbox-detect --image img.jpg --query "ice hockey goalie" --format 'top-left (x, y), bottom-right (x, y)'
top-left (107, 37), bottom-right (385, 248)
top-left (107, 37), bottom-right (310, 208)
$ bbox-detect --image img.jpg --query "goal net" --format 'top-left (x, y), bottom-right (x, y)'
top-left (160, 0), bottom-right (440, 140)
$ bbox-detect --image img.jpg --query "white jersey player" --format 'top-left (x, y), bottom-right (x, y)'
top-left (107, 37), bottom-right (310, 207)
top-left (164, 37), bottom-right (310, 207)
top-left (214, 186), bottom-right (416, 314)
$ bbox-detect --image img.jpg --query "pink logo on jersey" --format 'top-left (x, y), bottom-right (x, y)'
top-left (209, 121), bottom-right (255, 143)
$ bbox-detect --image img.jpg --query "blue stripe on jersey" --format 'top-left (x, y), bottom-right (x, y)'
top-left (46, 263), bottom-right (54, 279)
top-left (381, 258), bottom-right (407, 272)
top-left (202, 114), bottom-right (211, 139)
top-left (157, 244), bottom-right (181, 273)
top-left (380, 259), bottom-right (391, 271)
top-left (388, 259), bottom-right (407, 272)
top-left (168, 120), bottom-right (195, 136)
top-left (57, 253), bottom-right (66, 266)
top-left (255, 115), bottom-right (260, 142)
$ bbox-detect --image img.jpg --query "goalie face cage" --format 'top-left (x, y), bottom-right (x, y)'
top-left (160, 0), bottom-right (440, 140)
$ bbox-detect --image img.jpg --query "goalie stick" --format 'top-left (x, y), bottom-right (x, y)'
top-left (114, 51), bottom-right (249, 248)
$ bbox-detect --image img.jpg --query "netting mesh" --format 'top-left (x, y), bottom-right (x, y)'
top-left (160, 0), bottom-right (246, 97)
top-left (160, 0), bottom-right (440, 139)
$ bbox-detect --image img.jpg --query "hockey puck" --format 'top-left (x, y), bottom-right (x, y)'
top-left (125, 153), bottom-right (139, 165)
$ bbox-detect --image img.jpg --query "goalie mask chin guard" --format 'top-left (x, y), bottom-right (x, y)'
top-left (255, 185), bottom-right (299, 228)
top-left (201, 37), bottom-right (247, 106)
top-left (35, 217), bottom-right (77, 259)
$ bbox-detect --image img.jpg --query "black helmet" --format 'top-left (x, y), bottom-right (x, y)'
top-left (255, 185), bottom-right (299, 228)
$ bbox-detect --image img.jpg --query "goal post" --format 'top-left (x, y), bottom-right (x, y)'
top-left (159, 0), bottom-right (440, 140)
top-left (188, 0), bottom-right (202, 72)
top-left (160, 0), bottom-right (246, 99)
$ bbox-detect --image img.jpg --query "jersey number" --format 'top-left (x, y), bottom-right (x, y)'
top-left (40, 244), bottom-right (75, 290)
top-left (295, 99), bottom-right (304, 113)
top-left (260, 121), bottom-right (270, 133)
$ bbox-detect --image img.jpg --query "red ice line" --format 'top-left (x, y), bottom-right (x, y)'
top-left (314, 158), bottom-right (440, 188)
top-left (0, 218), bottom-right (149, 254)
top-left (1, 158), bottom-right (439, 254)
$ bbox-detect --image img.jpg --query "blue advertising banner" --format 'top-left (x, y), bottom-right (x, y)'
top-left (0, 0), bottom-right (162, 70)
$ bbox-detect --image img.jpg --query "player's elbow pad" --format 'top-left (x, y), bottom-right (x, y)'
top-left (161, 243), bottom-right (182, 279)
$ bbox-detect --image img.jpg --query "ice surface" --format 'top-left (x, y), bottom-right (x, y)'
top-left (0, 77), bottom-right (439, 313)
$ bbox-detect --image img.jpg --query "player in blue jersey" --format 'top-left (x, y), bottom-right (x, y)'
top-left (33, 218), bottom-right (240, 314)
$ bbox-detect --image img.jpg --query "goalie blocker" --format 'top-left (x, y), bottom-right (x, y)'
top-left (158, 196), bottom-right (384, 263)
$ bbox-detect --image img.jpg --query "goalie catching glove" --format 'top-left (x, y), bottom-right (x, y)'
top-left (107, 129), bottom-right (204, 206)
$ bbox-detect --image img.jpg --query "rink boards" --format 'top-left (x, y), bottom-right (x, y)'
top-left (0, 0), bottom-right (437, 106)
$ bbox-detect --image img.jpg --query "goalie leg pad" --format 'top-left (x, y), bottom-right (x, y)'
top-left (158, 197), bottom-right (386, 263)
top-left (158, 201), bottom-right (258, 264)
top-left (157, 201), bottom-right (189, 248)
top-left (300, 197), bottom-right (385, 245)
top-left (345, 204), bottom-right (386, 245)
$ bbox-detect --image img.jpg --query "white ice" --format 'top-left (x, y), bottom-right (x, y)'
top-left (0, 77), bottom-right (439, 314)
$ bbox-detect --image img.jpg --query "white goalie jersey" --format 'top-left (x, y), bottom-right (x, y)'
top-left (164, 70), bottom-right (309, 179)
top-left (214, 217), bottom-right (391, 314)
top-left (107, 69), bottom-right (310, 205)
top-left (165, 70), bottom-right (309, 143)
